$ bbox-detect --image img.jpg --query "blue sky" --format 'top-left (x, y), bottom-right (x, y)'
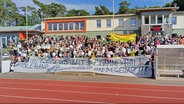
top-left (12, 0), bottom-right (173, 14)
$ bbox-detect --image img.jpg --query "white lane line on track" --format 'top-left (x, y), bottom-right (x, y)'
top-left (0, 94), bottom-right (108, 104)
top-left (0, 86), bottom-right (184, 101)
top-left (0, 81), bottom-right (183, 93)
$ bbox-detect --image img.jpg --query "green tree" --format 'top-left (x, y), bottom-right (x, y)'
top-left (117, 0), bottom-right (131, 14)
top-left (48, 2), bottom-right (66, 17)
top-left (77, 9), bottom-right (90, 16)
top-left (164, 2), bottom-right (172, 7)
top-left (148, 6), bottom-right (161, 8)
top-left (94, 6), bottom-right (103, 15)
top-left (100, 5), bottom-right (111, 15)
top-left (15, 15), bottom-right (26, 26)
top-left (19, 6), bottom-right (40, 26)
top-left (33, 0), bottom-right (66, 19)
top-left (0, 0), bottom-right (19, 26)
top-left (94, 5), bottom-right (111, 15)
top-left (32, 0), bottom-right (45, 19)
top-left (172, 0), bottom-right (184, 11)
top-left (163, 0), bottom-right (184, 11)
top-left (128, 6), bottom-right (144, 14)
top-left (67, 9), bottom-right (90, 16)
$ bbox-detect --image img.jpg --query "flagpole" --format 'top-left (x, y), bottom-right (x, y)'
top-left (26, 6), bottom-right (28, 39)
top-left (112, 0), bottom-right (115, 33)
top-left (0, 38), bottom-right (2, 73)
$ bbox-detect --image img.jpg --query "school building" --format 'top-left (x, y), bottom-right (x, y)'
top-left (42, 7), bottom-right (184, 38)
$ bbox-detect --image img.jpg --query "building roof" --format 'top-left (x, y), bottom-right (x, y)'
top-left (0, 30), bottom-right (44, 34)
top-left (44, 7), bottom-right (180, 20)
top-left (173, 11), bottom-right (184, 15)
top-left (0, 26), bottom-right (32, 31)
top-left (45, 14), bottom-right (136, 20)
top-left (136, 7), bottom-right (179, 14)
top-left (0, 24), bottom-right (44, 34)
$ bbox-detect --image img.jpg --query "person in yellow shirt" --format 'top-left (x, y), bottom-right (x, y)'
top-left (90, 52), bottom-right (96, 64)
top-left (91, 52), bottom-right (96, 59)
top-left (114, 53), bottom-right (120, 59)
top-left (131, 47), bottom-right (135, 56)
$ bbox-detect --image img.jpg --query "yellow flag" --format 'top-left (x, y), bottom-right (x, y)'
top-left (110, 33), bottom-right (136, 42)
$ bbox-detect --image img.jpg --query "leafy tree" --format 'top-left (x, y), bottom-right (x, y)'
top-left (15, 15), bottom-right (26, 26)
top-left (33, 0), bottom-right (66, 19)
top-left (67, 9), bottom-right (90, 16)
top-left (77, 9), bottom-right (90, 16)
top-left (117, 0), bottom-right (131, 14)
top-left (48, 2), bottom-right (66, 17)
top-left (19, 6), bottom-right (40, 26)
top-left (32, 0), bottom-right (45, 19)
top-left (0, 0), bottom-right (19, 26)
top-left (164, 2), bottom-right (172, 7)
top-left (163, 0), bottom-right (184, 11)
top-left (128, 6), bottom-right (144, 14)
top-left (94, 6), bottom-right (103, 15)
top-left (100, 5), bottom-right (111, 15)
top-left (148, 6), bottom-right (161, 8)
top-left (172, 0), bottom-right (184, 11)
top-left (94, 5), bottom-right (111, 15)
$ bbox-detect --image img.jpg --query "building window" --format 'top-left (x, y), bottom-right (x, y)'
top-left (119, 19), bottom-right (124, 26)
top-left (47, 21), bottom-right (85, 32)
top-left (172, 17), bottom-right (177, 25)
top-left (59, 23), bottom-right (63, 30)
top-left (158, 17), bottom-right (162, 24)
top-left (53, 23), bottom-right (57, 31)
top-left (145, 17), bottom-right (149, 24)
top-left (80, 22), bottom-right (84, 30)
top-left (69, 23), bottom-right (74, 30)
top-left (106, 19), bottom-right (111, 27)
top-left (48, 23), bottom-right (53, 31)
top-left (64, 23), bottom-right (68, 30)
top-left (75, 22), bottom-right (80, 30)
top-left (130, 18), bottom-right (136, 27)
top-left (96, 20), bottom-right (101, 28)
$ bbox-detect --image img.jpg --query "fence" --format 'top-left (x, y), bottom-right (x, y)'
top-left (0, 48), bottom-right (2, 73)
top-left (156, 45), bottom-right (184, 78)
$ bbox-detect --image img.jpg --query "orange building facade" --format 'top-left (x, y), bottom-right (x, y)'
top-left (45, 19), bottom-right (87, 34)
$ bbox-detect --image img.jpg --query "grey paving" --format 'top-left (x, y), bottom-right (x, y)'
top-left (0, 72), bottom-right (184, 86)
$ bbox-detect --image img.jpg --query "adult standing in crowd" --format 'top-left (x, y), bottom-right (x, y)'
top-left (8, 34), bottom-right (184, 66)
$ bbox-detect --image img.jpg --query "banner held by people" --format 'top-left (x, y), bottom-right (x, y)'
top-left (110, 33), bottom-right (136, 42)
top-left (14, 56), bottom-right (153, 78)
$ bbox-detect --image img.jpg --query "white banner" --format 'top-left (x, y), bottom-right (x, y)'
top-left (14, 56), bottom-right (152, 77)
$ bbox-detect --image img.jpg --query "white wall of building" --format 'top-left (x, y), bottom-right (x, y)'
top-left (86, 16), bottom-right (139, 31)
top-left (173, 12), bottom-right (184, 28)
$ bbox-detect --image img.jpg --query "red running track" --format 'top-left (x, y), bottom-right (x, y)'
top-left (0, 78), bottom-right (184, 103)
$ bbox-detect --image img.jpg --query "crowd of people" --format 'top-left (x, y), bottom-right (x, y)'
top-left (8, 34), bottom-right (184, 71)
